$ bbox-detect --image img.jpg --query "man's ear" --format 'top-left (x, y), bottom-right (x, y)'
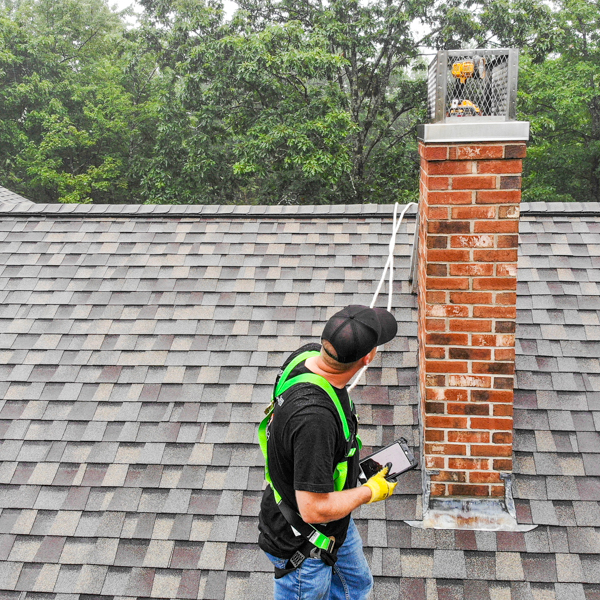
top-left (362, 348), bottom-right (375, 366)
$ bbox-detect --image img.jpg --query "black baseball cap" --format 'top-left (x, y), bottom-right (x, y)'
top-left (321, 305), bottom-right (398, 363)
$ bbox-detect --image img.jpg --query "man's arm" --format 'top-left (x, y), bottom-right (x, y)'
top-left (296, 466), bottom-right (396, 524)
top-left (296, 487), bottom-right (372, 524)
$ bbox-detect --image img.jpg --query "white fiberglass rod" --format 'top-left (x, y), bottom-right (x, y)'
top-left (348, 201), bottom-right (416, 392)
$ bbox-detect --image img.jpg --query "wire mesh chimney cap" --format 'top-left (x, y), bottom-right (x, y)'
top-left (427, 48), bottom-right (519, 124)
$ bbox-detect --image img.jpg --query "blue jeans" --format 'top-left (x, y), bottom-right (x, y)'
top-left (265, 518), bottom-right (373, 600)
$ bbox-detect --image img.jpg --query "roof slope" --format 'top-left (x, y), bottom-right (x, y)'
top-left (0, 186), bottom-right (33, 207)
top-left (0, 202), bottom-right (599, 600)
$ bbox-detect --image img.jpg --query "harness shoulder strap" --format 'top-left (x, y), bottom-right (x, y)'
top-left (276, 372), bottom-right (351, 441)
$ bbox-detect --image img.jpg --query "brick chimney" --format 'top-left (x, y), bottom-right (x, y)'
top-left (416, 133), bottom-right (528, 502)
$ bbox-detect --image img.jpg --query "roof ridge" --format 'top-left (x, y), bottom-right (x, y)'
top-left (0, 202), bottom-right (418, 218)
top-left (1, 197), bottom-right (599, 217)
top-left (521, 201), bottom-right (600, 215)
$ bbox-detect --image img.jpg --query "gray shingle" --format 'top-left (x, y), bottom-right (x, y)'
top-left (0, 205), bottom-right (600, 599)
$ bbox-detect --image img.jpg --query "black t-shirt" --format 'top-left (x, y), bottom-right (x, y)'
top-left (258, 343), bottom-right (361, 559)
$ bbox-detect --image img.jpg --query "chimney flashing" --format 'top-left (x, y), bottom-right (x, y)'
top-left (406, 499), bottom-right (537, 532)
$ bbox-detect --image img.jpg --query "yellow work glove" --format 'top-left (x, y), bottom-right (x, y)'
top-left (363, 464), bottom-right (398, 503)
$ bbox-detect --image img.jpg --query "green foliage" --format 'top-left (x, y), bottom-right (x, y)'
top-left (0, 0), bottom-right (157, 203)
top-left (2, 0), bottom-right (600, 204)
top-left (518, 0), bottom-right (600, 202)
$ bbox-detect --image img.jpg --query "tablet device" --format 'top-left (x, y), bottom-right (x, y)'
top-left (358, 438), bottom-right (418, 483)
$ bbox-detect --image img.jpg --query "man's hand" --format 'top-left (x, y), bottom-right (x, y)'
top-left (362, 464), bottom-right (397, 503)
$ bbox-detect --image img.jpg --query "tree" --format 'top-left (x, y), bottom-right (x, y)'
top-left (0, 0), bottom-right (158, 203)
top-left (517, 0), bottom-right (600, 202)
top-left (4, 0), bottom-right (594, 205)
top-left (137, 0), bottom-right (429, 204)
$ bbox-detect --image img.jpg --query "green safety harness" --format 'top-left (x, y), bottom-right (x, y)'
top-left (258, 350), bottom-right (362, 576)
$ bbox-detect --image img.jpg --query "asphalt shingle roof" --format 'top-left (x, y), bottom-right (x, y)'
top-left (0, 200), bottom-right (599, 599)
top-left (0, 186), bottom-right (33, 208)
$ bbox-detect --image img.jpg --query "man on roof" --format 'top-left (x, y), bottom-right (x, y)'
top-left (258, 305), bottom-right (399, 599)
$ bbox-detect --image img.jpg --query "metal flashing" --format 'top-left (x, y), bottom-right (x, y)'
top-left (406, 497), bottom-right (537, 532)
top-left (417, 121), bottom-right (530, 143)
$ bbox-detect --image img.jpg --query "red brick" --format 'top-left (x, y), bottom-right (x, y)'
top-left (425, 429), bottom-right (445, 441)
top-left (452, 176), bottom-right (497, 190)
top-left (498, 234), bottom-right (519, 248)
top-left (499, 205), bottom-right (521, 219)
top-left (493, 459), bottom-right (513, 471)
top-left (449, 292), bottom-right (492, 304)
top-left (431, 471), bottom-right (467, 483)
top-left (469, 471), bottom-right (502, 483)
top-left (425, 333), bottom-right (469, 346)
top-left (500, 176), bottom-right (522, 189)
top-left (505, 144), bottom-right (527, 159)
top-left (454, 145), bottom-right (504, 160)
top-left (472, 362), bottom-right (515, 375)
top-left (427, 277), bottom-right (470, 291)
top-left (475, 220), bottom-right (519, 233)
top-left (429, 206), bottom-right (449, 219)
top-left (471, 390), bottom-right (513, 403)
top-left (449, 374), bottom-right (491, 388)
top-left (493, 404), bottom-right (514, 416)
top-left (430, 483), bottom-right (447, 496)
top-left (425, 456), bottom-right (445, 469)
top-left (496, 321), bottom-right (516, 333)
top-left (473, 249), bottom-right (518, 262)
top-left (476, 190), bottom-right (521, 204)
top-left (428, 249), bottom-right (471, 262)
top-left (449, 319), bottom-right (492, 332)
top-left (496, 292), bottom-right (517, 305)
top-left (425, 415), bottom-right (468, 429)
top-left (429, 221), bottom-right (471, 234)
top-left (494, 348), bottom-right (515, 361)
top-left (449, 347), bottom-right (492, 360)
top-left (427, 388), bottom-right (469, 402)
top-left (426, 374), bottom-right (446, 386)
top-left (426, 360), bottom-right (469, 373)
top-left (427, 236), bottom-right (448, 249)
top-left (471, 334), bottom-right (515, 347)
top-left (471, 444), bottom-right (513, 457)
top-left (425, 346), bottom-right (446, 359)
top-left (477, 160), bottom-right (523, 174)
top-left (470, 417), bottom-right (513, 431)
top-left (448, 431), bottom-right (490, 443)
top-left (452, 206), bottom-right (496, 219)
top-left (428, 191), bottom-right (473, 205)
top-left (448, 457), bottom-right (490, 470)
top-left (426, 305), bottom-right (469, 317)
top-left (425, 401), bottom-right (445, 414)
top-left (494, 377), bottom-right (515, 389)
top-left (426, 291), bottom-right (447, 303)
top-left (496, 264), bottom-right (518, 277)
top-left (451, 234), bottom-right (494, 248)
top-left (428, 161), bottom-right (473, 175)
top-left (419, 145), bottom-right (448, 160)
top-left (425, 442), bottom-right (467, 455)
top-left (427, 263), bottom-right (448, 276)
top-left (447, 483), bottom-right (491, 496)
top-left (470, 334), bottom-right (498, 347)
top-left (426, 318), bottom-right (446, 331)
top-left (473, 277), bottom-right (517, 291)
top-left (450, 263), bottom-right (494, 277)
top-left (473, 306), bottom-right (516, 318)
top-left (447, 402), bottom-right (490, 415)
top-left (491, 485), bottom-right (505, 497)
top-left (420, 145), bottom-right (449, 160)
top-left (427, 176), bottom-right (451, 190)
